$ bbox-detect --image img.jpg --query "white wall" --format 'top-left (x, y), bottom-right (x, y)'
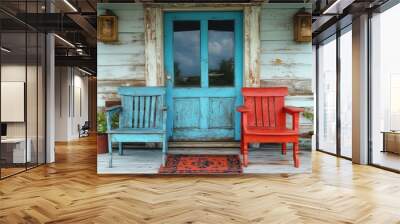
top-left (1, 64), bottom-right (46, 164)
top-left (1, 65), bottom-right (39, 138)
top-left (54, 67), bottom-right (89, 141)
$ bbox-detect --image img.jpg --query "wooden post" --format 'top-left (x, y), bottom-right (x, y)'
top-left (244, 5), bottom-right (261, 87)
top-left (144, 7), bottom-right (164, 87)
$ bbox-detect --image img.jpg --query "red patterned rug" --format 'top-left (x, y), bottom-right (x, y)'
top-left (159, 154), bottom-right (242, 174)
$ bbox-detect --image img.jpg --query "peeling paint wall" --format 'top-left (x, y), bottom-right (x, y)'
top-left (260, 3), bottom-right (314, 138)
top-left (97, 3), bottom-right (146, 108)
top-left (97, 3), bottom-right (314, 142)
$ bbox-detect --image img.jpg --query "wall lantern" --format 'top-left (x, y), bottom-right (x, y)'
top-left (293, 10), bottom-right (312, 42)
top-left (97, 10), bottom-right (118, 42)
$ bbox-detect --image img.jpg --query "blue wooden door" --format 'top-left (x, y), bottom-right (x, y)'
top-left (164, 12), bottom-right (243, 141)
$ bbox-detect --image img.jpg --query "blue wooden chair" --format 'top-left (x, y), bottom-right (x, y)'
top-left (105, 87), bottom-right (168, 168)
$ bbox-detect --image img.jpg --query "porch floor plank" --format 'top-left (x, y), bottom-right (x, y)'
top-left (97, 147), bottom-right (312, 174)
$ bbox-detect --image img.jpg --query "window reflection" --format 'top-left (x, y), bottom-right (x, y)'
top-left (173, 21), bottom-right (201, 87)
top-left (340, 30), bottom-right (352, 158)
top-left (0, 1), bottom-right (47, 179)
top-left (208, 20), bottom-right (234, 86)
top-left (371, 4), bottom-right (400, 171)
top-left (318, 37), bottom-right (337, 154)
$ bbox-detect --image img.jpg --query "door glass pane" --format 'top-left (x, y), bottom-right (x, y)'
top-left (173, 21), bottom-right (200, 87)
top-left (318, 37), bottom-right (337, 154)
top-left (208, 20), bottom-right (234, 86)
top-left (340, 29), bottom-right (352, 158)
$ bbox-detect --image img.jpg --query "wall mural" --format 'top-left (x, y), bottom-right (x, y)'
top-left (97, 3), bottom-right (314, 174)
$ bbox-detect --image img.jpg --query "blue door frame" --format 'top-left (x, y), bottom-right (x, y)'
top-left (164, 11), bottom-right (243, 141)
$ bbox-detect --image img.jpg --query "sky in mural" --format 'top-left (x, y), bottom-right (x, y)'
top-left (173, 28), bottom-right (234, 77)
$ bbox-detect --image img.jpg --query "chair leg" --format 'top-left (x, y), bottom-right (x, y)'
top-left (240, 129), bottom-right (244, 154)
top-left (243, 140), bottom-right (249, 167)
top-left (293, 142), bottom-right (300, 168)
top-left (118, 142), bottom-right (123, 155)
top-left (108, 135), bottom-right (113, 168)
top-left (162, 137), bottom-right (168, 166)
top-left (282, 143), bottom-right (287, 155)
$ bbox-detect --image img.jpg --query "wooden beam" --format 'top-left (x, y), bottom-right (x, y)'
top-left (244, 5), bottom-right (261, 87)
top-left (144, 3), bottom-right (259, 9)
top-left (155, 8), bottom-right (164, 86)
top-left (144, 7), bottom-right (164, 86)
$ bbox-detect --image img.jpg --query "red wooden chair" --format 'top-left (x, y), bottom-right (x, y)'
top-left (237, 87), bottom-right (304, 168)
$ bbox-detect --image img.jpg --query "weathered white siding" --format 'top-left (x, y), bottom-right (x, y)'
top-left (97, 3), bottom-right (145, 107)
top-left (260, 3), bottom-right (314, 135)
top-left (97, 3), bottom-right (314, 139)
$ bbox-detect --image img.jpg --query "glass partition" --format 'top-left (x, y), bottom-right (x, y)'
top-left (370, 4), bottom-right (400, 171)
top-left (38, 32), bottom-right (46, 165)
top-left (0, 2), bottom-right (46, 179)
top-left (317, 36), bottom-right (337, 154)
top-left (1, 31), bottom-right (28, 177)
top-left (339, 28), bottom-right (352, 158)
top-left (27, 31), bottom-right (38, 169)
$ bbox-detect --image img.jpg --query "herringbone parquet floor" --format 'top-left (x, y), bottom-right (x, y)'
top-left (1, 136), bottom-right (400, 224)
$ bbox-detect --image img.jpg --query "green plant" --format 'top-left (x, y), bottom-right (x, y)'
top-left (97, 111), bottom-right (120, 134)
top-left (97, 111), bottom-right (107, 134)
top-left (303, 111), bottom-right (314, 122)
top-left (111, 112), bottom-right (119, 129)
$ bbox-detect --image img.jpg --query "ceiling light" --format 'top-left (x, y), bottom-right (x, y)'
top-left (63, 0), bottom-right (78, 12)
top-left (1, 47), bottom-right (11, 53)
top-left (78, 67), bottom-right (92, 76)
top-left (54, 34), bottom-right (75, 48)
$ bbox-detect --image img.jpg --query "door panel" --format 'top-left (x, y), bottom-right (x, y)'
top-left (209, 98), bottom-right (234, 128)
top-left (165, 12), bottom-right (243, 141)
top-left (173, 98), bottom-right (200, 128)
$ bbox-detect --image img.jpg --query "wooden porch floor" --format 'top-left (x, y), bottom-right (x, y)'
top-left (1, 136), bottom-right (400, 223)
top-left (97, 147), bottom-right (312, 174)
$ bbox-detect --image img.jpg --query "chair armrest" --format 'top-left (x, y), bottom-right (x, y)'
top-left (105, 105), bottom-right (122, 113)
top-left (105, 106), bottom-right (121, 132)
top-left (283, 107), bottom-right (303, 132)
top-left (237, 106), bottom-right (251, 113)
top-left (236, 106), bottom-right (250, 133)
top-left (283, 106), bottom-right (304, 114)
top-left (161, 106), bottom-right (168, 132)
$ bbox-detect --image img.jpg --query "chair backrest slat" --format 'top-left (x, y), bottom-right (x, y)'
top-left (118, 87), bottom-right (166, 129)
top-left (139, 96), bottom-right (144, 128)
top-left (246, 96), bottom-right (256, 127)
top-left (120, 96), bottom-right (133, 128)
top-left (133, 96), bottom-right (139, 128)
top-left (255, 96), bottom-right (263, 127)
top-left (149, 96), bottom-right (157, 128)
top-left (242, 87), bottom-right (288, 129)
top-left (262, 96), bottom-right (269, 127)
top-left (156, 95), bottom-right (163, 128)
top-left (268, 96), bottom-right (276, 128)
top-left (144, 96), bottom-right (151, 128)
top-left (274, 96), bottom-right (285, 128)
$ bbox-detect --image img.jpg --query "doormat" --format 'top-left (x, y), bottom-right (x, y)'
top-left (159, 154), bottom-right (242, 174)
